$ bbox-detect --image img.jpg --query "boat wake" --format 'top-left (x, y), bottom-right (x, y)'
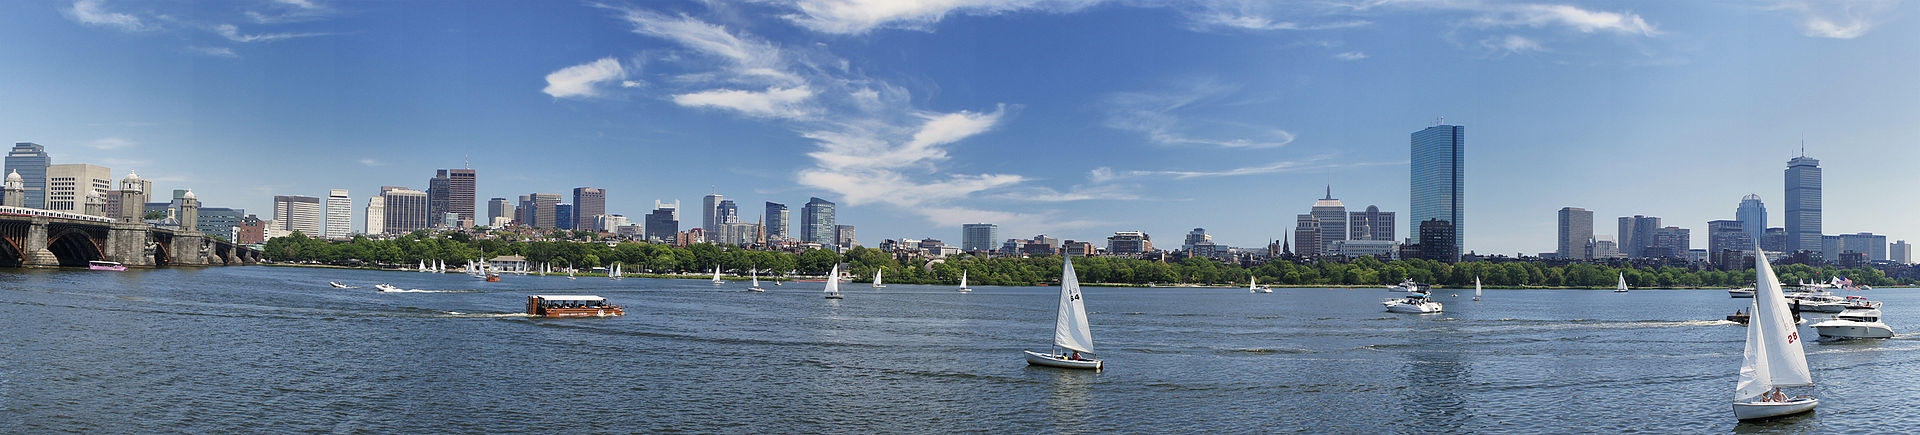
top-left (377, 289), bottom-right (471, 293)
top-left (439, 312), bottom-right (535, 318)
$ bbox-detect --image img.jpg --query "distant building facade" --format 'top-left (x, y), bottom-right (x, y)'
top-left (1785, 155), bottom-right (1821, 254)
top-left (801, 197), bottom-right (836, 245)
top-left (1349, 205), bottom-right (1394, 242)
top-left (1411, 124), bottom-right (1465, 262)
top-left (1557, 207), bottom-right (1593, 260)
top-left (1310, 187), bottom-right (1346, 255)
top-left (365, 196), bottom-right (385, 235)
top-left (1893, 240), bottom-right (1912, 264)
top-left (380, 187), bottom-right (429, 234)
top-left (764, 202), bottom-right (789, 241)
top-left (962, 223), bottom-right (998, 252)
top-left (45, 163), bottom-right (111, 214)
top-left (1106, 231), bottom-right (1153, 255)
top-left (1417, 219), bottom-right (1456, 262)
top-left (1706, 219), bottom-right (1751, 254)
top-left (5, 142), bottom-right (50, 209)
top-left (573, 187), bottom-right (606, 231)
top-left (273, 195), bottom-right (323, 237)
top-left (645, 206), bottom-right (679, 242)
top-left (1737, 194), bottom-right (1766, 244)
top-left (487, 197), bottom-right (512, 226)
top-left (325, 189), bottom-right (351, 239)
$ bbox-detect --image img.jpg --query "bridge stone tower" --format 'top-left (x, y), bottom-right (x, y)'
top-left (178, 190), bottom-right (199, 231)
top-left (2, 170), bottom-right (22, 207)
top-left (119, 170), bottom-right (148, 221)
top-left (83, 190), bottom-right (105, 217)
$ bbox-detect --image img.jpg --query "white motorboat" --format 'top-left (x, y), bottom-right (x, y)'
top-left (1841, 296), bottom-right (1881, 310)
top-left (373, 284), bottom-right (403, 292)
top-left (1811, 308), bottom-right (1894, 339)
top-left (329, 281), bottom-right (355, 289)
top-left (957, 270), bottom-right (972, 292)
top-left (1729, 288), bottom-right (1755, 298)
top-left (1614, 273), bottom-right (1629, 293)
top-left (1024, 257), bottom-right (1101, 370)
top-left (1786, 293), bottom-right (1847, 313)
top-left (749, 269), bottom-right (765, 292)
top-left (824, 264), bottom-right (844, 299)
top-left (1387, 279), bottom-right (1428, 292)
top-left (1383, 292), bottom-right (1443, 314)
top-left (1472, 277), bottom-right (1482, 301)
top-left (873, 269), bottom-right (887, 288)
top-left (1731, 242), bottom-right (1818, 420)
top-left (711, 266), bottom-right (725, 285)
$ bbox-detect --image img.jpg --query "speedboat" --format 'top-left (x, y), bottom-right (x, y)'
top-left (1811, 308), bottom-right (1894, 339)
top-left (1382, 292), bottom-right (1443, 314)
top-left (329, 281), bottom-right (356, 289)
top-left (373, 284), bottom-right (403, 292)
top-left (1727, 309), bottom-right (1802, 325)
top-left (1786, 293), bottom-right (1848, 313)
top-left (1387, 279), bottom-right (1429, 293)
top-left (1842, 296), bottom-right (1881, 310)
top-left (1728, 288), bottom-right (1755, 298)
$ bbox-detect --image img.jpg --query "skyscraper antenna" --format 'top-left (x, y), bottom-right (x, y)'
top-left (464, 154), bottom-right (470, 169)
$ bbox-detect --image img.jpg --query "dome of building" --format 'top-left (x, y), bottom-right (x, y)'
top-left (5, 170), bottom-right (19, 182)
top-left (182, 190), bottom-right (197, 200)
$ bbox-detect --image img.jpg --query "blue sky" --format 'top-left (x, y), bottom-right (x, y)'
top-left (2, 0), bottom-right (1916, 255)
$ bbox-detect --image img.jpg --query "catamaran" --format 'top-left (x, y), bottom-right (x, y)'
top-left (1615, 273), bottom-right (1629, 293)
top-left (1732, 243), bottom-right (1818, 420)
top-left (749, 269), bottom-right (765, 292)
top-left (824, 264), bottom-right (844, 299)
top-left (711, 266), bottom-right (724, 285)
top-left (873, 269), bottom-right (886, 288)
top-left (957, 270), bottom-right (972, 292)
top-left (1024, 257), bottom-right (1101, 370)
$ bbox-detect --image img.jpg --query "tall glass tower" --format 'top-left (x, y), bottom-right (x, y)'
top-left (5, 142), bottom-right (49, 209)
top-left (1736, 194), bottom-right (1766, 249)
top-left (1785, 156), bottom-right (1821, 254)
top-left (801, 197), bottom-right (836, 245)
top-left (1411, 125), bottom-right (1464, 261)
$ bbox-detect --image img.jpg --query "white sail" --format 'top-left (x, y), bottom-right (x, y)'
top-left (1737, 246), bottom-right (1814, 402)
top-left (961, 271), bottom-right (969, 288)
top-left (1617, 273), bottom-right (1628, 291)
top-left (1054, 258), bottom-right (1094, 354)
top-left (713, 266), bottom-right (723, 283)
top-left (825, 264), bottom-right (842, 296)
top-left (751, 269), bottom-right (760, 287)
top-left (1249, 276), bottom-right (1257, 292)
top-left (1475, 277), bottom-right (1482, 297)
top-left (874, 269), bottom-right (884, 287)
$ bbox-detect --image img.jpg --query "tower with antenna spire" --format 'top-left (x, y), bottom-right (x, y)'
top-left (1308, 185), bottom-right (1347, 256)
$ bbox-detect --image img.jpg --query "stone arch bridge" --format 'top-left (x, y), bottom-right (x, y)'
top-left (0, 215), bottom-right (261, 268)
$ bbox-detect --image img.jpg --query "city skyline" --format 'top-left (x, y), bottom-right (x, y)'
top-left (3, 1), bottom-right (1917, 254)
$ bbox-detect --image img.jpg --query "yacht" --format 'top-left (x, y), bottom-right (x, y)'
top-left (1842, 296), bottom-right (1881, 310)
top-left (1786, 292), bottom-right (1848, 313)
top-left (1810, 308), bottom-right (1894, 339)
top-left (1387, 279), bottom-right (1429, 293)
top-left (1728, 287), bottom-right (1755, 298)
top-left (1382, 292), bottom-right (1443, 314)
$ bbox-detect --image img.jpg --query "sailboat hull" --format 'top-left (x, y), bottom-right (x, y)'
top-left (1024, 350), bottom-right (1102, 370)
top-left (1733, 398), bottom-right (1817, 420)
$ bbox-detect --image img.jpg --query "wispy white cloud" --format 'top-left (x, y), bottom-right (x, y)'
top-left (84, 137), bottom-right (136, 150)
top-left (1482, 34), bottom-right (1544, 54)
top-left (1334, 51), bottom-right (1368, 60)
top-left (1771, 0), bottom-right (1900, 39)
top-left (212, 23), bottom-right (328, 42)
top-left (601, 5), bottom-right (801, 85)
top-left (189, 46), bottom-right (237, 58)
top-left (988, 183), bottom-right (1140, 202)
top-left (672, 86), bottom-right (815, 119)
top-left (65, 0), bottom-right (147, 31)
top-left (783, 0), bottom-right (1105, 34)
top-left (1096, 159), bottom-right (1402, 181)
top-left (358, 158), bottom-right (386, 167)
top-left (1469, 4), bottom-right (1659, 36)
top-left (1102, 79), bottom-right (1295, 149)
top-left (543, 57), bottom-right (630, 99)
top-left (1183, 0), bottom-right (1372, 32)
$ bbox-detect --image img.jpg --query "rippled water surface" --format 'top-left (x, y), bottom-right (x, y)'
top-left (3, 266), bottom-right (1916, 433)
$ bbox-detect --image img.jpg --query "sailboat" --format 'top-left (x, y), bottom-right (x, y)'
top-left (418, 260), bottom-right (427, 273)
top-left (1024, 257), bottom-right (1101, 370)
top-left (711, 266), bottom-right (724, 285)
top-left (1732, 242), bottom-right (1818, 420)
top-left (609, 262), bottom-right (623, 280)
top-left (749, 269), bottom-right (765, 292)
top-left (824, 264), bottom-right (844, 299)
top-left (567, 265), bottom-right (576, 280)
top-left (1473, 277), bottom-right (1482, 301)
top-left (873, 269), bottom-right (886, 288)
top-left (1615, 273), bottom-right (1630, 293)
top-left (957, 270), bottom-right (972, 292)
top-left (1250, 276), bottom-right (1259, 293)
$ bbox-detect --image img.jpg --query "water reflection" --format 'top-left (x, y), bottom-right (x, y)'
top-left (1039, 366), bottom-right (1096, 431)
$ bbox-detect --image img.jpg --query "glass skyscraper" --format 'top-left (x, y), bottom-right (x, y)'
top-left (801, 197), bottom-right (835, 245)
top-left (6, 142), bottom-right (49, 209)
top-left (1736, 194), bottom-right (1766, 248)
top-left (1410, 125), bottom-right (1464, 261)
top-left (764, 202), bottom-right (789, 241)
top-left (1785, 156), bottom-right (1821, 255)
top-left (962, 223), bottom-right (998, 252)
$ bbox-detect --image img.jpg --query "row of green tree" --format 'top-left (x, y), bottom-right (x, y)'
top-left (262, 231), bottom-right (1910, 288)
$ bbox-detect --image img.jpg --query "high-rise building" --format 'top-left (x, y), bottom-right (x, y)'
top-left (655, 200), bottom-right (681, 221)
top-left (1647, 227), bottom-right (1691, 258)
top-left (1892, 240), bottom-right (1912, 264)
top-left (526, 193), bottom-right (561, 228)
top-left (961, 223), bottom-right (998, 252)
top-left (1411, 124), bottom-right (1465, 262)
top-left (1762, 227), bottom-right (1788, 252)
top-left (1557, 207), bottom-right (1593, 260)
top-left (555, 204), bottom-right (574, 230)
top-left (325, 189), bottom-right (351, 239)
top-left (764, 202), bottom-right (789, 241)
top-left (1617, 215), bottom-right (1663, 258)
top-left (801, 197), bottom-right (835, 244)
top-left (1106, 231), bottom-right (1153, 255)
top-left (1785, 155), bottom-right (1821, 254)
top-left (1586, 236), bottom-right (1620, 259)
top-left (380, 187), bottom-right (429, 234)
top-left (427, 170), bottom-right (452, 222)
top-left (1310, 186), bottom-right (1346, 255)
top-left (272, 195), bottom-right (323, 237)
top-left (365, 196), bottom-right (386, 235)
top-left (446, 169), bottom-right (475, 222)
top-left (572, 187), bottom-right (606, 232)
top-left (835, 225), bottom-right (855, 248)
top-left (487, 197), bottom-right (512, 226)
top-left (1349, 205), bottom-right (1395, 242)
top-left (45, 164), bottom-right (111, 214)
top-left (703, 192), bottom-right (724, 242)
top-left (1183, 228), bottom-right (1212, 251)
top-left (5, 142), bottom-right (50, 209)
top-left (199, 207), bottom-right (245, 240)
top-left (1706, 220), bottom-right (1751, 254)
top-left (645, 206), bottom-right (679, 242)
top-left (1294, 214), bottom-right (1322, 256)
top-left (1838, 232), bottom-right (1887, 261)
top-left (1417, 219), bottom-right (1456, 262)
top-left (1736, 194), bottom-right (1766, 244)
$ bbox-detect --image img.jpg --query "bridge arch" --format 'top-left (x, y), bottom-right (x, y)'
top-left (0, 236), bottom-right (22, 267)
top-left (47, 228), bottom-right (104, 267)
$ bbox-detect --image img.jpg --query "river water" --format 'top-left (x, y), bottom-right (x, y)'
top-left (2, 266), bottom-right (1914, 433)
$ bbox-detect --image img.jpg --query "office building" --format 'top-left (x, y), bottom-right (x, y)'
top-left (1183, 228), bottom-right (1212, 252)
top-left (962, 223), bottom-right (998, 252)
top-left (645, 206), bottom-right (679, 242)
top-left (1618, 215), bottom-right (1662, 258)
top-left (655, 200), bottom-right (681, 220)
top-left (325, 189), bottom-right (351, 239)
top-left (1785, 155), bottom-right (1821, 254)
top-left (801, 197), bottom-right (835, 244)
top-left (1106, 231), bottom-right (1153, 255)
top-left (595, 214), bottom-right (629, 234)
top-left (199, 207), bottom-right (244, 240)
top-left (1310, 187), bottom-right (1346, 255)
top-left (519, 193), bottom-right (561, 229)
top-left (1737, 194), bottom-right (1766, 243)
top-left (45, 163), bottom-right (111, 214)
top-left (1294, 214), bottom-right (1322, 256)
top-left (764, 202), bottom-right (789, 241)
top-left (1646, 227), bottom-right (1690, 258)
top-left (5, 142), bottom-right (50, 209)
top-left (1557, 207), bottom-right (1593, 260)
top-left (1586, 236), bottom-right (1621, 259)
top-left (1411, 124), bottom-right (1465, 261)
top-left (487, 198), bottom-right (512, 226)
top-left (834, 225), bottom-right (856, 248)
top-left (273, 195), bottom-right (323, 237)
top-left (365, 196), bottom-right (385, 235)
top-left (427, 170), bottom-right (451, 222)
top-left (1706, 220), bottom-right (1751, 254)
top-left (1892, 240), bottom-right (1911, 264)
top-left (703, 192), bottom-right (724, 242)
top-left (1762, 227), bottom-right (1788, 252)
top-left (446, 169), bottom-right (475, 222)
top-left (1417, 219), bottom-right (1456, 262)
top-left (380, 187), bottom-right (429, 234)
top-left (572, 187), bottom-right (606, 231)
top-left (1349, 205), bottom-right (1395, 242)
top-left (1838, 232), bottom-right (1887, 261)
